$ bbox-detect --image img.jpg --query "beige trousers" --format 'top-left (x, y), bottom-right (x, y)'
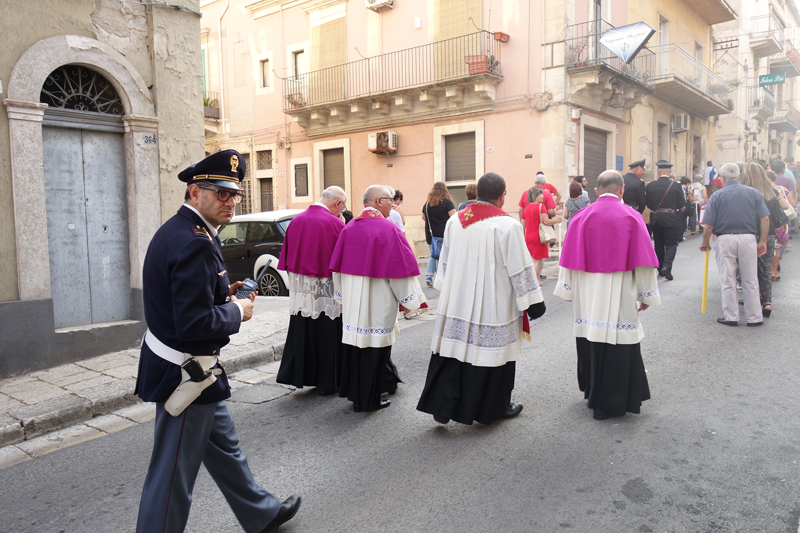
top-left (714, 234), bottom-right (762, 323)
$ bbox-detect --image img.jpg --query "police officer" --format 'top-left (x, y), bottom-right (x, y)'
top-left (645, 160), bottom-right (685, 280)
top-left (622, 159), bottom-right (647, 214)
top-left (135, 150), bottom-right (301, 533)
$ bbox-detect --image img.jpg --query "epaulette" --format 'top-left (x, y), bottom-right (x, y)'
top-left (192, 225), bottom-right (213, 241)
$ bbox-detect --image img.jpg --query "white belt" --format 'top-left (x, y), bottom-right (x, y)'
top-left (144, 329), bottom-right (218, 371)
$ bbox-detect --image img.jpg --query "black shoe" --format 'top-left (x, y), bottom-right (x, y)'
top-left (717, 318), bottom-right (738, 327)
top-left (433, 414), bottom-right (450, 424)
top-left (739, 300), bottom-right (744, 306)
top-left (498, 402), bottom-right (523, 419)
top-left (657, 270), bottom-right (664, 277)
top-left (318, 389), bottom-right (334, 396)
top-left (661, 270), bottom-right (673, 280)
top-left (539, 275), bottom-right (547, 280)
top-left (387, 388), bottom-right (397, 396)
top-left (747, 321), bottom-right (764, 327)
top-left (593, 409), bottom-right (624, 421)
top-left (354, 399), bottom-right (391, 412)
top-left (260, 495), bottom-right (301, 533)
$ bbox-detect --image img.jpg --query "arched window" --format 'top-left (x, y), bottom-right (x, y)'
top-left (40, 65), bottom-right (123, 115)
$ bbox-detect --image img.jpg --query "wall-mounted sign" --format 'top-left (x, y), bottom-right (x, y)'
top-left (759, 73), bottom-right (785, 86)
top-left (616, 156), bottom-right (624, 171)
top-left (525, 154), bottom-right (533, 159)
top-left (600, 22), bottom-right (656, 64)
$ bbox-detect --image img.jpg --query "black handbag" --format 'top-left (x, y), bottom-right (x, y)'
top-left (767, 197), bottom-right (789, 229)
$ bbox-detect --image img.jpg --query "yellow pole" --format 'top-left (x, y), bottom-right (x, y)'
top-left (701, 249), bottom-right (710, 314)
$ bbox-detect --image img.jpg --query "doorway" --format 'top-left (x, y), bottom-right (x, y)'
top-left (583, 127), bottom-right (607, 201)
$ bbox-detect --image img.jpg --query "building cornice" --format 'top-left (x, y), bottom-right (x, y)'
top-left (245, 0), bottom-right (343, 18)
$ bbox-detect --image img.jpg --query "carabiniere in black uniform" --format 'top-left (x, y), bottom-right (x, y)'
top-left (135, 149), bottom-right (300, 533)
top-left (644, 159), bottom-right (685, 280)
top-left (622, 158), bottom-right (647, 214)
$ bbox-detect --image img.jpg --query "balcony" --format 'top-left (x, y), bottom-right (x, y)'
top-left (203, 90), bottom-right (220, 135)
top-left (749, 85), bottom-right (776, 123)
top-left (281, 31), bottom-right (503, 136)
top-left (649, 44), bottom-right (733, 118)
top-left (769, 101), bottom-right (800, 132)
top-left (770, 40), bottom-right (800, 77)
top-left (693, 0), bottom-right (737, 25)
top-left (750, 14), bottom-right (785, 57)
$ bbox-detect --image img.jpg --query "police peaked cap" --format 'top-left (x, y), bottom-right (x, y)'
top-left (655, 159), bottom-right (673, 169)
top-left (178, 149), bottom-right (245, 191)
top-left (628, 158), bottom-right (646, 169)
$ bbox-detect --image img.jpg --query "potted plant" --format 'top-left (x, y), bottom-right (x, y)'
top-left (286, 93), bottom-right (305, 108)
top-left (494, 32), bottom-right (510, 43)
top-left (465, 55), bottom-right (489, 74)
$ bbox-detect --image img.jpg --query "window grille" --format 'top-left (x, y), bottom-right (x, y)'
top-left (257, 150), bottom-right (273, 170)
top-left (40, 65), bottom-right (124, 115)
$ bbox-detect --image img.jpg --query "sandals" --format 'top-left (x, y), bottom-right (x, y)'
top-left (772, 275), bottom-right (781, 282)
top-left (763, 303), bottom-right (772, 318)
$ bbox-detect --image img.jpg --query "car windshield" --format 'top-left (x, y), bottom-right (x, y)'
top-left (277, 218), bottom-right (292, 234)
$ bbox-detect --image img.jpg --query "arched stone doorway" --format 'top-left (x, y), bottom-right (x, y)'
top-left (40, 65), bottom-right (130, 328)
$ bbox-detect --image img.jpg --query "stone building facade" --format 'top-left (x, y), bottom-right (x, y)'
top-left (0, 0), bottom-right (205, 377)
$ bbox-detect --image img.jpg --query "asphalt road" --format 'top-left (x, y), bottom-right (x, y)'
top-left (2, 236), bottom-right (800, 533)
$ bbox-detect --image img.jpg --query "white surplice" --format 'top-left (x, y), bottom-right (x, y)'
top-left (333, 273), bottom-right (426, 349)
top-left (554, 266), bottom-right (661, 345)
top-left (431, 212), bottom-right (544, 368)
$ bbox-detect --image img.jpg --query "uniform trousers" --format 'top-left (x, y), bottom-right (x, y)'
top-left (137, 401), bottom-right (280, 533)
top-left (714, 234), bottom-right (762, 324)
top-left (651, 222), bottom-right (681, 272)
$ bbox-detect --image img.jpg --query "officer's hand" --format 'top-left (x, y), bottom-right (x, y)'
top-left (757, 242), bottom-right (767, 257)
top-left (229, 281), bottom-right (246, 296)
top-left (239, 297), bottom-right (255, 322)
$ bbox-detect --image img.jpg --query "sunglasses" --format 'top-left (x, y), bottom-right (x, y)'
top-left (197, 183), bottom-right (243, 204)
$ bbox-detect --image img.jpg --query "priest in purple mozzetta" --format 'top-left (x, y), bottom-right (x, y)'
top-left (277, 187), bottom-right (347, 395)
top-left (555, 170), bottom-right (661, 421)
top-left (329, 185), bottom-right (427, 412)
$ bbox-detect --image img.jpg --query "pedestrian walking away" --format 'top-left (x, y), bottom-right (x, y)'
top-left (330, 185), bottom-right (427, 412)
top-left (555, 170), bottom-right (661, 421)
top-left (700, 163), bottom-right (769, 327)
top-left (622, 158), bottom-right (647, 214)
top-left (645, 159), bottom-right (685, 280)
top-left (421, 182), bottom-right (456, 287)
top-left (276, 186), bottom-right (347, 396)
top-left (134, 150), bottom-right (300, 533)
top-left (417, 172), bottom-right (546, 425)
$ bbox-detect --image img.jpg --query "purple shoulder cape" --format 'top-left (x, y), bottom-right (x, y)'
top-left (278, 205), bottom-right (344, 278)
top-left (560, 196), bottom-right (658, 273)
top-left (329, 210), bottom-right (420, 279)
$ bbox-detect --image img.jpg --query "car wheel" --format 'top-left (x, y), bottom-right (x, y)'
top-left (258, 268), bottom-right (287, 297)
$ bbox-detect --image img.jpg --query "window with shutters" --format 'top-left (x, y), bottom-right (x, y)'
top-left (295, 163), bottom-right (309, 198)
top-left (434, 0), bottom-right (481, 79)
top-left (444, 132), bottom-right (476, 182)
top-left (323, 148), bottom-right (345, 189)
top-left (310, 18), bottom-right (346, 104)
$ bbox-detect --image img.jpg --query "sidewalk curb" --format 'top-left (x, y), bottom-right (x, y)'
top-left (0, 342), bottom-right (285, 448)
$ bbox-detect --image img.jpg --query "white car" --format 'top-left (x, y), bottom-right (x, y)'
top-left (217, 209), bottom-right (303, 296)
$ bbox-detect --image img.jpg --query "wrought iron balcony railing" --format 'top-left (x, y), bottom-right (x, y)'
top-left (750, 14), bottom-right (785, 41)
top-left (281, 31), bottom-right (502, 111)
top-left (648, 43), bottom-right (732, 105)
top-left (772, 101), bottom-right (800, 127)
top-left (562, 20), bottom-right (656, 87)
top-left (748, 85), bottom-right (776, 113)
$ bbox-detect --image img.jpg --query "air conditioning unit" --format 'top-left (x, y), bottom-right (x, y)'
top-left (368, 131), bottom-right (398, 153)
top-left (672, 113), bottom-right (689, 133)
top-left (365, 0), bottom-right (392, 11)
top-left (770, 129), bottom-right (783, 141)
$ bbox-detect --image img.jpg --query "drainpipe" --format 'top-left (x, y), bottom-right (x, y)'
top-left (218, 0), bottom-right (229, 134)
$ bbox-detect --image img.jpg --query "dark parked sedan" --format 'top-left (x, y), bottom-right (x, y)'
top-left (217, 209), bottom-right (302, 296)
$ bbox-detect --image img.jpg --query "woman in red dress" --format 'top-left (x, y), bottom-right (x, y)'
top-left (521, 187), bottom-right (562, 279)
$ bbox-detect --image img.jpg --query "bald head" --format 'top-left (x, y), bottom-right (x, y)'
top-left (319, 186), bottom-right (347, 216)
top-left (363, 184), bottom-right (393, 217)
top-left (596, 170), bottom-right (624, 197)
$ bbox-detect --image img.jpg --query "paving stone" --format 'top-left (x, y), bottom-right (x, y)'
top-left (0, 446), bottom-right (31, 469)
top-left (224, 346), bottom-right (276, 375)
top-left (0, 393), bottom-right (26, 414)
top-left (36, 369), bottom-right (102, 387)
top-left (74, 378), bottom-right (137, 415)
top-left (116, 402), bottom-right (155, 423)
top-left (62, 374), bottom-right (116, 393)
top-left (1, 380), bottom-right (70, 406)
top-left (101, 363), bottom-right (139, 380)
top-left (230, 383), bottom-right (294, 404)
top-left (0, 414), bottom-right (24, 447)
top-left (254, 360), bottom-right (281, 374)
top-left (229, 368), bottom-right (273, 384)
top-left (75, 351), bottom-right (139, 372)
top-left (0, 375), bottom-right (36, 392)
top-left (29, 363), bottom-right (87, 383)
top-left (16, 424), bottom-right (106, 458)
top-left (12, 395), bottom-right (93, 440)
top-left (84, 413), bottom-right (136, 434)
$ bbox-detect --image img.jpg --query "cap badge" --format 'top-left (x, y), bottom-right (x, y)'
top-left (230, 155), bottom-right (239, 173)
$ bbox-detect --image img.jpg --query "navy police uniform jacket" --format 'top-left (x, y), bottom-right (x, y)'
top-left (645, 177), bottom-right (686, 228)
top-left (135, 206), bottom-right (241, 404)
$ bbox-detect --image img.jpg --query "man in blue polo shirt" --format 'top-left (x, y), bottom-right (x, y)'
top-left (700, 163), bottom-right (769, 328)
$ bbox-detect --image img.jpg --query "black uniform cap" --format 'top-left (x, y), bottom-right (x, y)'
top-left (655, 159), bottom-right (673, 169)
top-left (628, 158), bottom-right (646, 169)
top-left (178, 149), bottom-right (245, 191)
